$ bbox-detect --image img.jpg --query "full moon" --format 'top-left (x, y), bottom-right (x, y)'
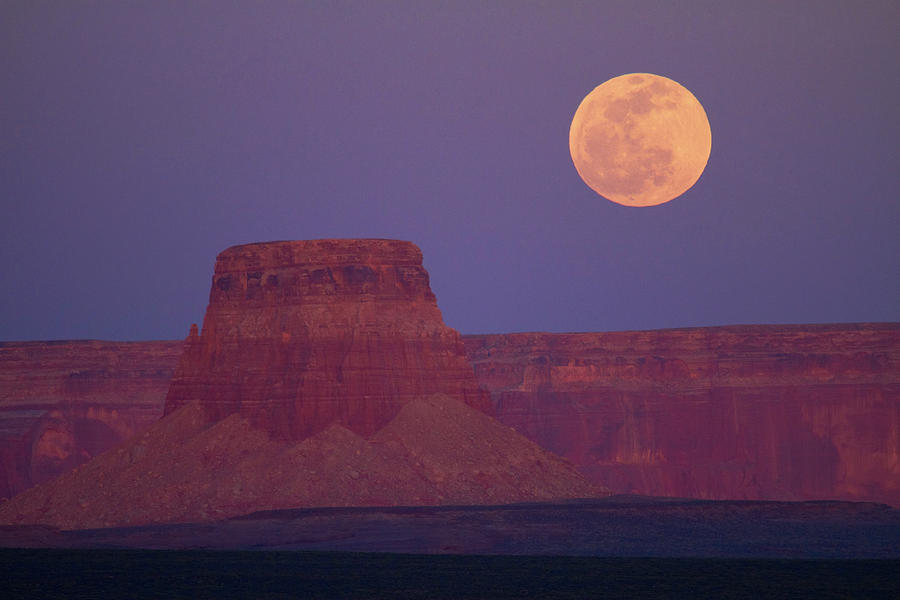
top-left (569, 73), bottom-right (711, 207)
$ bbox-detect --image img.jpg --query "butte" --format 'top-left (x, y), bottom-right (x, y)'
top-left (164, 239), bottom-right (492, 439)
top-left (0, 240), bottom-right (599, 529)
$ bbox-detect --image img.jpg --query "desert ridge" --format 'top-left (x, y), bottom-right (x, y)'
top-left (4, 324), bottom-right (898, 506)
top-left (0, 239), bottom-right (898, 526)
top-left (0, 395), bottom-right (600, 529)
top-left (0, 239), bottom-right (600, 529)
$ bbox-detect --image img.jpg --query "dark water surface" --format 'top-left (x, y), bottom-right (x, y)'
top-left (1, 549), bottom-right (898, 599)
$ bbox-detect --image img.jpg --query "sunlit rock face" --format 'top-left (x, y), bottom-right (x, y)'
top-left (0, 340), bottom-right (181, 499)
top-left (0, 240), bottom-right (596, 529)
top-left (164, 239), bottom-right (491, 440)
top-left (464, 324), bottom-right (900, 506)
top-left (2, 246), bottom-right (897, 515)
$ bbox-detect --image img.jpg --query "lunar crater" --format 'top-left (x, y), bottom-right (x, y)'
top-left (570, 73), bottom-right (711, 207)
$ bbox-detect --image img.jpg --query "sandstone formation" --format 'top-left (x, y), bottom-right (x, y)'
top-left (464, 324), bottom-right (900, 506)
top-left (0, 340), bottom-right (180, 499)
top-left (2, 239), bottom-right (897, 515)
top-left (0, 396), bottom-right (599, 529)
top-left (0, 239), bottom-right (599, 529)
top-left (3, 322), bottom-right (898, 509)
top-left (164, 239), bottom-right (491, 439)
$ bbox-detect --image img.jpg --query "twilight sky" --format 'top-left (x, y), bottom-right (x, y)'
top-left (2, 2), bottom-right (898, 341)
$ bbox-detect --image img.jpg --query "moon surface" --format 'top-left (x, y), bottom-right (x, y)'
top-left (569, 73), bottom-right (711, 207)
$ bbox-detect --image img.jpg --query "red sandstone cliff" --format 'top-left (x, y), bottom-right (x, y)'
top-left (3, 323), bottom-right (898, 508)
top-left (0, 340), bottom-right (181, 499)
top-left (2, 240), bottom-right (897, 512)
top-left (0, 239), bottom-right (597, 529)
top-left (463, 324), bottom-right (900, 506)
top-left (164, 239), bottom-right (490, 439)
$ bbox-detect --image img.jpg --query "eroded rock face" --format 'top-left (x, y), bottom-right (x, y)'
top-left (463, 324), bottom-right (900, 506)
top-left (0, 340), bottom-right (181, 499)
top-left (164, 240), bottom-right (491, 439)
top-left (2, 239), bottom-right (897, 513)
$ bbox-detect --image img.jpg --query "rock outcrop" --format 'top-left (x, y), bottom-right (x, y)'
top-left (3, 321), bottom-right (898, 508)
top-left (164, 239), bottom-right (491, 439)
top-left (0, 340), bottom-right (181, 499)
top-left (2, 240), bottom-right (897, 514)
top-left (0, 239), bottom-right (601, 529)
top-left (0, 396), bottom-right (599, 529)
top-left (464, 324), bottom-right (900, 506)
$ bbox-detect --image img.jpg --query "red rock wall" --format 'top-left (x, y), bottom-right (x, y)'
top-left (463, 324), bottom-right (900, 506)
top-left (4, 316), bottom-right (897, 508)
top-left (164, 239), bottom-right (490, 439)
top-left (0, 340), bottom-right (182, 499)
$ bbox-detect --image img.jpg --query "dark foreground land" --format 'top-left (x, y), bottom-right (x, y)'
top-left (1, 549), bottom-right (898, 599)
top-left (3, 499), bottom-right (899, 599)
top-left (3, 497), bottom-right (899, 558)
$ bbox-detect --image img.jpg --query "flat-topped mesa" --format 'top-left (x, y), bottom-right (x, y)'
top-left (211, 239), bottom-right (438, 309)
top-left (164, 239), bottom-right (491, 440)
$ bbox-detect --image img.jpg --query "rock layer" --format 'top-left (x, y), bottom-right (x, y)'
top-left (3, 323), bottom-right (898, 508)
top-left (464, 324), bottom-right (900, 506)
top-left (2, 239), bottom-right (898, 510)
top-left (164, 239), bottom-right (491, 439)
top-left (0, 340), bottom-right (180, 499)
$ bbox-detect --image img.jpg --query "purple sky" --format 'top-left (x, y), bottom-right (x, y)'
top-left (2, 2), bottom-right (898, 341)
